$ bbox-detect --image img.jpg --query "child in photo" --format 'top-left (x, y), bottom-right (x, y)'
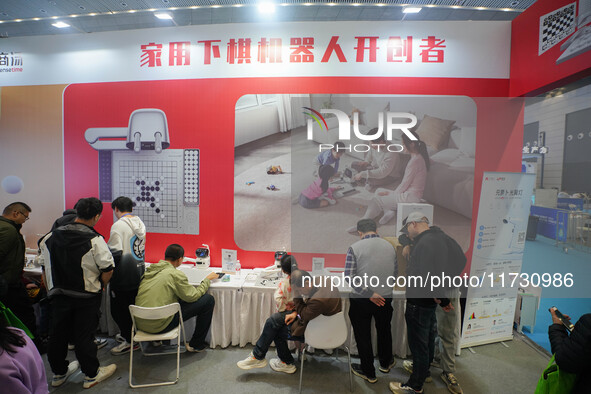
top-left (313, 141), bottom-right (345, 176)
top-left (299, 165), bottom-right (338, 208)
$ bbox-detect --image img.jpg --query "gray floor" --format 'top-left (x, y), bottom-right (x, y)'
top-left (44, 331), bottom-right (549, 393)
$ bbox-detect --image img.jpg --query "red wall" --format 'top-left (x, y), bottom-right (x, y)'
top-left (510, 0), bottom-right (591, 96)
top-left (64, 77), bottom-right (519, 271)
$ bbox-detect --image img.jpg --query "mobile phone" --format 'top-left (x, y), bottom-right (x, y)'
top-left (550, 306), bottom-right (574, 332)
top-left (217, 272), bottom-right (226, 279)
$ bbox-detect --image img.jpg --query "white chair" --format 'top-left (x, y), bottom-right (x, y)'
top-left (128, 303), bottom-right (187, 388)
top-left (298, 311), bottom-right (352, 393)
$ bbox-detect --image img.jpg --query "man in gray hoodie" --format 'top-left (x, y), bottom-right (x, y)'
top-left (107, 196), bottom-right (146, 355)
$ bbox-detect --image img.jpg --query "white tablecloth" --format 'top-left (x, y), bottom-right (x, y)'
top-left (205, 270), bottom-right (410, 358)
top-left (97, 266), bottom-right (410, 357)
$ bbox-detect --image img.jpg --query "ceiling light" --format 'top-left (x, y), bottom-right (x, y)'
top-left (304, 2), bottom-right (313, 5)
top-left (128, 10), bottom-right (136, 13)
top-left (502, 8), bottom-right (511, 11)
top-left (234, 4), bottom-right (243, 7)
top-left (402, 7), bottom-right (422, 13)
top-left (211, 5), bottom-right (221, 8)
top-left (52, 21), bottom-right (70, 28)
top-left (328, 3), bottom-right (337, 6)
top-left (258, 2), bottom-right (276, 13)
top-left (477, 7), bottom-right (486, 10)
top-left (426, 4), bottom-right (436, 7)
top-left (15, 19), bottom-right (22, 22)
top-left (154, 12), bottom-right (173, 20)
top-left (33, 17), bottom-right (40, 21)
top-left (89, 13), bottom-right (97, 16)
top-left (69, 14), bottom-right (78, 17)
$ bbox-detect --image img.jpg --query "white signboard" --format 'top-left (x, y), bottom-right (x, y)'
top-left (221, 249), bottom-right (237, 273)
top-left (461, 172), bottom-right (536, 348)
top-left (0, 21), bottom-right (510, 86)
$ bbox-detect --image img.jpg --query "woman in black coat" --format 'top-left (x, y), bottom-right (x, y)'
top-left (548, 310), bottom-right (591, 393)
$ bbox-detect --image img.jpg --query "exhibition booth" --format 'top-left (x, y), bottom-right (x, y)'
top-left (0, 0), bottom-right (590, 391)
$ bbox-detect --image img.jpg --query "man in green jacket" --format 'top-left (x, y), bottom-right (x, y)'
top-left (135, 244), bottom-right (217, 352)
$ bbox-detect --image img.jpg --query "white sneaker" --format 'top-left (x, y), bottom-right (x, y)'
top-left (389, 381), bottom-right (423, 393)
top-left (237, 353), bottom-right (268, 370)
top-left (347, 225), bottom-right (358, 234)
top-left (110, 341), bottom-right (139, 355)
top-left (402, 360), bottom-right (433, 383)
top-left (94, 338), bottom-right (108, 349)
top-left (52, 360), bottom-right (80, 387)
top-left (379, 210), bottom-right (396, 225)
top-left (115, 333), bottom-right (126, 343)
top-left (83, 364), bottom-right (117, 389)
top-left (67, 343), bottom-right (75, 350)
top-left (269, 358), bottom-right (297, 374)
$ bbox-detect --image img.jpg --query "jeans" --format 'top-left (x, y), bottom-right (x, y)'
top-left (349, 297), bottom-right (393, 377)
top-left (252, 312), bottom-right (294, 365)
top-left (48, 295), bottom-right (101, 377)
top-left (405, 302), bottom-right (437, 391)
top-left (110, 288), bottom-right (138, 343)
top-left (162, 294), bottom-right (215, 348)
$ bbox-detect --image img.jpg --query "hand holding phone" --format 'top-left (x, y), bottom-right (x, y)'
top-left (550, 306), bottom-right (574, 332)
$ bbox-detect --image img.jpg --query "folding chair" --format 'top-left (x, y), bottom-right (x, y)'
top-left (128, 303), bottom-right (187, 388)
top-left (298, 311), bottom-right (352, 393)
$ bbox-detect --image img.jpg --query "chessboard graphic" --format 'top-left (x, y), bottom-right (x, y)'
top-left (111, 149), bottom-right (200, 235)
top-left (539, 2), bottom-right (576, 55)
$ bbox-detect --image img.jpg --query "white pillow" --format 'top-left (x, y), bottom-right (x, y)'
top-left (449, 156), bottom-right (475, 169)
top-left (449, 129), bottom-right (462, 149)
top-left (459, 127), bottom-right (476, 158)
top-left (430, 148), bottom-right (461, 165)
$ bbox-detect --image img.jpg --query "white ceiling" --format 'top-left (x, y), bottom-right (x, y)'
top-left (0, 0), bottom-right (535, 38)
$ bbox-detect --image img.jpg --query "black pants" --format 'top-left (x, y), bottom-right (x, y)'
top-left (48, 295), bottom-right (101, 377)
top-left (110, 288), bottom-right (138, 343)
top-left (405, 302), bottom-right (437, 391)
top-left (161, 294), bottom-right (215, 348)
top-left (1, 283), bottom-right (37, 337)
top-left (349, 297), bottom-right (393, 377)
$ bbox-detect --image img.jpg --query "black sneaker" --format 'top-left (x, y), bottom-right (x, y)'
top-left (379, 358), bottom-right (397, 373)
top-left (351, 363), bottom-right (377, 384)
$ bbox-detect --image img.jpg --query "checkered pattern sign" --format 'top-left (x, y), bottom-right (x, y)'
top-left (539, 2), bottom-right (576, 55)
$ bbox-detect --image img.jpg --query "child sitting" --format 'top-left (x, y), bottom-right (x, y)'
top-left (313, 142), bottom-right (345, 176)
top-left (299, 165), bottom-right (338, 208)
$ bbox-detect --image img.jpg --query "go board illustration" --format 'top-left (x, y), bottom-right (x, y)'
top-left (83, 108), bottom-right (200, 234)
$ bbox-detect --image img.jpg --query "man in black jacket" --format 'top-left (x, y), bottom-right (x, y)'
top-left (0, 202), bottom-right (37, 341)
top-left (40, 197), bottom-right (116, 389)
top-left (390, 212), bottom-right (454, 394)
top-left (548, 310), bottom-right (591, 393)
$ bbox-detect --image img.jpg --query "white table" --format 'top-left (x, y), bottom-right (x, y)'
top-left (203, 269), bottom-right (410, 358)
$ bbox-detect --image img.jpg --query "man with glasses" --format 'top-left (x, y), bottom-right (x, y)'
top-left (389, 212), bottom-right (456, 394)
top-left (0, 202), bottom-right (38, 342)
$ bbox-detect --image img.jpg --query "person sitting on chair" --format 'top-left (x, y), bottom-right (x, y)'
top-left (237, 270), bottom-right (342, 374)
top-left (134, 244), bottom-right (217, 353)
